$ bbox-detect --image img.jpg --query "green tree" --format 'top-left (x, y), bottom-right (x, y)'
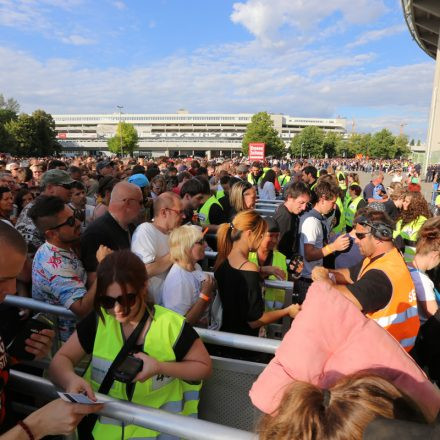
top-left (242, 112), bottom-right (285, 157)
top-left (107, 122), bottom-right (139, 156)
top-left (4, 110), bottom-right (60, 156)
top-left (410, 139), bottom-right (415, 146)
top-left (0, 109), bottom-right (18, 153)
top-left (369, 129), bottom-right (396, 158)
top-left (322, 131), bottom-right (342, 158)
top-left (394, 134), bottom-right (411, 158)
top-left (0, 94), bottom-right (20, 113)
top-left (290, 126), bottom-right (324, 158)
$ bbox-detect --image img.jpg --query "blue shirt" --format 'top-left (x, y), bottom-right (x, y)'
top-left (32, 242), bottom-right (87, 342)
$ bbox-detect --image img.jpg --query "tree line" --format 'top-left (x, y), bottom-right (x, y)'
top-left (242, 112), bottom-right (413, 159)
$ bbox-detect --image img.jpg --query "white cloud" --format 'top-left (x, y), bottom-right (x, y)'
top-left (113, 1), bottom-right (126, 10)
top-left (0, 42), bottom-right (433, 140)
top-left (60, 34), bottom-right (95, 45)
top-left (347, 24), bottom-right (406, 48)
top-left (230, 0), bottom-right (388, 46)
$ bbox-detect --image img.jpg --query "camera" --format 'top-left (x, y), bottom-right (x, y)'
top-left (113, 355), bottom-right (143, 383)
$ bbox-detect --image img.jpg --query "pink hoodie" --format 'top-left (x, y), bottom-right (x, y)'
top-left (249, 281), bottom-right (440, 422)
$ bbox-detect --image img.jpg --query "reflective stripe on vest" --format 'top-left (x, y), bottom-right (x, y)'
top-left (248, 250), bottom-right (288, 311)
top-left (83, 305), bottom-right (200, 439)
top-left (345, 196), bottom-right (363, 227)
top-left (393, 216), bottom-right (427, 263)
top-left (332, 197), bottom-right (346, 234)
top-left (198, 195), bottom-right (223, 226)
top-left (359, 248), bottom-right (420, 352)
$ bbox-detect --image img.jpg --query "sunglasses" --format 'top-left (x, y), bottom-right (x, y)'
top-left (47, 214), bottom-right (76, 230)
top-left (355, 232), bottom-right (371, 240)
top-left (98, 293), bottom-right (137, 309)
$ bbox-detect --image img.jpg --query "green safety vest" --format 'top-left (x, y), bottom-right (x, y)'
top-left (277, 175), bottom-right (291, 187)
top-left (435, 194), bottom-right (440, 206)
top-left (344, 195), bottom-right (363, 227)
top-left (336, 171), bottom-right (347, 191)
top-left (248, 251), bottom-right (288, 311)
top-left (332, 197), bottom-right (346, 234)
top-left (393, 216), bottom-right (427, 263)
top-left (83, 305), bottom-right (201, 439)
top-left (247, 173), bottom-right (262, 186)
top-left (216, 189), bottom-right (225, 200)
top-left (198, 195), bottom-right (223, 226)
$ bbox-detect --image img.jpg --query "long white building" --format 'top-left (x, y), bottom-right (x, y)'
top-left (53, 111), bottom-right (347, 157)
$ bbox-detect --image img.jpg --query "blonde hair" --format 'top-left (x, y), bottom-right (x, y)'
top-left (169, 225), bottom-right (203, 265)
top-left (214, 210), bottom-right (267, 270)
top-left (258, 373), bottom-right (425, 440)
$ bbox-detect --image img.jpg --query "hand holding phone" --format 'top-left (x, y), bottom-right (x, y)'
top-left (113, 355), bottom-right (144, 383)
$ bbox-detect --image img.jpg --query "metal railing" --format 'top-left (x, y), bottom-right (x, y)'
top-left (4, 295), bottom-right (282, 354)
top-left (9, 370), bottom-right (256, 440)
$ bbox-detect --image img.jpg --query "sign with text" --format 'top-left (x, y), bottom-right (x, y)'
top-left (248, 143), bottom-right (266, 161)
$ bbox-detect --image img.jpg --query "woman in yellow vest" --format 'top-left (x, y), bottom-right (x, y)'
top-left (344, 184), bottom-right (367, 232)
top-left (394, 191), bottom-right (431, 263)
top-left (50, 250), bottom-right (212, 439)
top-left (248, 217), bottom-right (288, 311)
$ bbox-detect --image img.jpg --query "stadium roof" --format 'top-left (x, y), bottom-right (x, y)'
top-left (402, 0), bottom-right (440, 59)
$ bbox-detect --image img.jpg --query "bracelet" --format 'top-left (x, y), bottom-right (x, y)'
top-left (199, 293), bottom-right (210, 302)
top-left (18, 420), bottom-right (35, 440)
top-left (324, 244), bottom-right (333, 255)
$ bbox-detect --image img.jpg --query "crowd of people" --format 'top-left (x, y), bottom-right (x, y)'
top-left (0, 153), bottom-right (438, 439)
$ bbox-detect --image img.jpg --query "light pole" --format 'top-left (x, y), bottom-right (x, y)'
top-left (300, 143), bottom-right (304, 159)
top-left (117, 105), bottom-right (123, 156)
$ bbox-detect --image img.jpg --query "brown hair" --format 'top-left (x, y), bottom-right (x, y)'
top-left (94, 250), bottom-right (148, 322)
top-left (314, 180), bottom-right (340, 201)
top-left (400, 191), bottom-right (431, 225)
top-left (214, 210), bottom-right (267, 270)
top-left (416, 216), bottom-right (440, 255)
top-left (258, 373), bottom-right (425, 440)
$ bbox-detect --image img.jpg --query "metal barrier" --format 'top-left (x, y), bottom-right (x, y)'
top-left (9, 369), bottom-right (256, 440)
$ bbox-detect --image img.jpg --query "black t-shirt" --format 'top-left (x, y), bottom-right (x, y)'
top-left (218, 194), bottom-right (232, 222)
top-left (214, 259), bottom-right (264, 336)
top-left (384, 199), bottom-right (399, 220)
top-left (80, 212), bottom-right (135, 272)
top-left (273, 204), bottom-right (300, 258)
top-left (76, 311), bottom-right (198, 362)
top-left (346, 256), bottom-right (392, 313)
top-left (208, 203), bottom-right (227, 225)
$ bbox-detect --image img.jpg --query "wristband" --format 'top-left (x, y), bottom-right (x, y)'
top-left (18, 420), bottom-right (35, 440)
top-left (324, 244), bottom-right (333, 255)
top-left (199, 293), bottom-right (210, 302)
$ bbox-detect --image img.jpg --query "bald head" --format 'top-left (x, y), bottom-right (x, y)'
top-left (110, 181), bottom-right (142, 205)
top-left (154, 191), bottom-right (181, 217)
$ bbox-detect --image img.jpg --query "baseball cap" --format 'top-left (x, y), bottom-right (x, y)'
top-left (96, 160), bottom-right (115, 171)
top-left (128, 173), bottom-right (149, 188)
top-left (41, 169), bottom-right (74, 187)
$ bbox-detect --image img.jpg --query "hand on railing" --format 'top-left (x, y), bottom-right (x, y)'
top-left (21, 398), bottom-right (103, 438)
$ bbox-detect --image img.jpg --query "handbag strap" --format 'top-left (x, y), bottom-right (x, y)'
top-left (98, 310), bottom-right (149, 394)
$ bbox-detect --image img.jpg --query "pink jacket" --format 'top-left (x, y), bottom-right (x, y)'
top-left (249, 281), bottom-right (440, 421)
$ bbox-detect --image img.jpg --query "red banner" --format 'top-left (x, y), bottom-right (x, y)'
top-left (248, 143), bottom-right (265, 161)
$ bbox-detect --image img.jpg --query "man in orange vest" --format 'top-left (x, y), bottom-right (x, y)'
top-left (312, 208), bottom-right (419, 352)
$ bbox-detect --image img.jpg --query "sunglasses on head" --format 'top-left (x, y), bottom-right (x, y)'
top-left (98, 293), bottom-right (137, 309)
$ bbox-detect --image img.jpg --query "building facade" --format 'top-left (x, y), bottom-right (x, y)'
top-left (53, 111), bottom-right (346, 157)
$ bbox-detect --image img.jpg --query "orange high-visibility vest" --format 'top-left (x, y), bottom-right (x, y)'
top-left (358, 247), bottom-right (419, 352)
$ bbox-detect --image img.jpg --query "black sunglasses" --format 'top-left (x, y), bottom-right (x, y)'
top-left (355, 232), bottom-right (371, 240)
top-left (47, 215), bottom-right (76, 230)
top-left (98, 293), bottom-right (137, 309)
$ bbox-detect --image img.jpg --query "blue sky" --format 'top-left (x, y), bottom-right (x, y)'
top-left (0, 0), bottom-right (435, 141)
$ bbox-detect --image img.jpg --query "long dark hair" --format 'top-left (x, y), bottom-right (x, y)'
top-left (260, 169), bottom-right (276, 189)
top-left (94, 250), bottom-right (148, 322)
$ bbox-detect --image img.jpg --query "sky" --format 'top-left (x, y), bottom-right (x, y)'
top-left (0, 0), bottom-right (435, 141)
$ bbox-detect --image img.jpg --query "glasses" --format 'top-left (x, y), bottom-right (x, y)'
top-left (193, 238), bottom-right (205, 246)
top-left (47, 215), bottom-right (76, 230)
top-left (166, 207), bottom-right (184, 216)
top-left (98, 293), bottom-right (137, 309)
top-left (355, 232), bottom-right (371, 240)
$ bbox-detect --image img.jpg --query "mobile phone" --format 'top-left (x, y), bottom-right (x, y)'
top-left (7, 313), bottom-right (55, 361)
top-left (113, 355), bottom-right (143, 383)
top-left (287, 254), bottom-right (303, 275)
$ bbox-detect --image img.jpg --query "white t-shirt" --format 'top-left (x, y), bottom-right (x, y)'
top-left (131, 222), bottom-right (170, 304)
top-left (299, 216), bottom-right (324, 278)
top-left (161, 263), bottom-right (209, 322)
top-left (409, 266), bottom-right (436, 324)
top-left (258, 182), bottom-right (276, 200)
